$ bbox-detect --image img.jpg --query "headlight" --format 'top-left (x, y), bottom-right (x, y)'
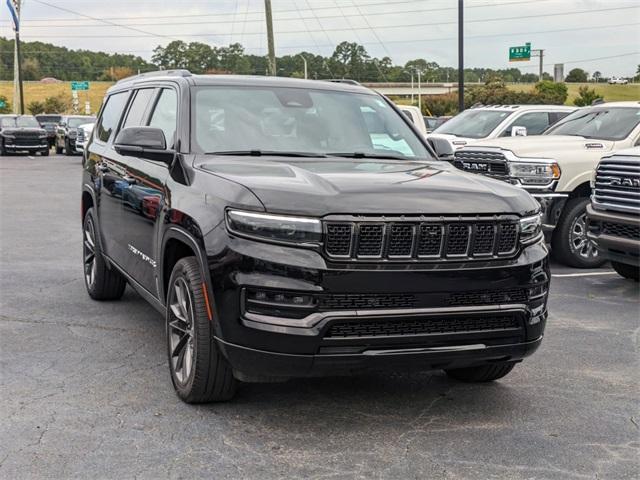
top-left (520, 214), bottom-right (543, 245)
top-left (226, 210), bottom-right (322, 245)
top-left (510, 161), bottom-right (560, 185)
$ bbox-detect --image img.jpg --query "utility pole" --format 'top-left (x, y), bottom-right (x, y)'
top-left (417, 69), bottom-right (422, 113)
top-left (264, 0), bottom-right (276, 76)
top-left (532, 48), bottom-right (544, 81)
top-left (457, 0), bottom-right (464, 113)
top-left (298, 54), bottom-right (308, 79)
top-left (8, 0), bottom-right (24, 114)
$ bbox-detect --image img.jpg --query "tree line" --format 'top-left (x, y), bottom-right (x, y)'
top-left (2, 36), bottom-right (557, 83)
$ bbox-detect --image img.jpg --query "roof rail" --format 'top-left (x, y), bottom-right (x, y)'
top-left (116, 69), bottom-right (192, 84)
top-left (591, 98), bottom-right (605, 106)
top-left (324, 79), bottom-right (361, 86)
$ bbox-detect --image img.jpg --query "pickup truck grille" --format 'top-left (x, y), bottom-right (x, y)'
top-left (593, 156), bottom-right (640, 214)
top-left (453, 150), bottom-right (509, 178)
top-left (76, 129), bottom-right (85, 143)
top-left (324, 218), bottom-right (519, 261)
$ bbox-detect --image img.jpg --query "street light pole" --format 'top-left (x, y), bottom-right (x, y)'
top-left (417, 69), bottom-right (422, 113)
top-left (298, 54), bottom-right (308, 79)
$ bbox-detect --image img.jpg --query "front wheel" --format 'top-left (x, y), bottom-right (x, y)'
top-left (552, 197), bottom-right (606, 268)
top-left (41, 148), bottom-right (50, 157)
top-left (445, 362), bottom-right (516, 382)
top-left (65, 139), bottom-right (74, 156)
top-left (166, 257), bottom-right (237, 403)
top-left (611, 261), bottom-right (639, 281)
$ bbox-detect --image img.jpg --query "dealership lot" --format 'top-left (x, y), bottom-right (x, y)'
top-left (1, 155), bottom-right (638, 479)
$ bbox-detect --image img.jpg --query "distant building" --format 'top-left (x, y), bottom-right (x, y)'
top-left (40, 77), bottom-right (62, 84)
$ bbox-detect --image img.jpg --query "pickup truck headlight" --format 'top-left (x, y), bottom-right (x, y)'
top-left (226, 210), bottom-right (322, 245)
top-left (520, 214), bottom-right (543, 245)
top-left (510, 161), bottom-right (560, 186)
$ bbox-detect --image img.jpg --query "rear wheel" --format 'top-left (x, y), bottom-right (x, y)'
top-left (611, 261), bottom-right (639, 281)
top-left (83, 208), bottom-right (127, 300)
top-left (0, 141), bottom-right (6, 156)
top-left (167, 257), bottom-right (237, 403)
top-left (552, 197), bottom-right (606, 268)
top-left (65, 138), bottom-right (74, 156)
top-left (445, 362), bottom-right (516, 382)
top-left (41, 148), bottom-right (50, 157)
top-left (55, 141), bottom-right (63, 154)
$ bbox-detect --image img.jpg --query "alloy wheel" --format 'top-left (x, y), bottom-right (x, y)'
top-left (569, 211), bottom-right (598, 260)
top-left (168, 277), bottom-right (196, 385)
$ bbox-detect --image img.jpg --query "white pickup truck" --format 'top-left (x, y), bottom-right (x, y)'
top-left (427, 104), bottom-right (576, 153)
top-left (447, 101), bottom-right (640, 268)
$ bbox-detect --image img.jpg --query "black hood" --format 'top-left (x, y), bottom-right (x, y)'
top-left (1, 127), bottom-right (46, 136)
top-left (196, 156), bottom-right (539, 217)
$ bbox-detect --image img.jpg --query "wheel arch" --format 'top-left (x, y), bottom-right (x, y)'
top-left (81, 185), bottom-right (97, 223)
top-left (567, 181), bottom-right (591, 199)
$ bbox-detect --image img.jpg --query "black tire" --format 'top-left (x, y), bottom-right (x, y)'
top-left (0, 141), bottom-right (6, 156)
top-left (611, 261), bottom-right (639, 281)
top-left (82, 208), bottom-right (127, 300)
top-left (55, 142), bottom-right (63, 154)
top-left (552, 197), bottom-right (606, 268)
top-left (445, 362), bottom-right (516, 382)
top-left (41, 148), bottom-right (50, 157)
top-left (166, 257), bottom-right (237, 403)
top-left (65, 138), bottom-right (74, 156)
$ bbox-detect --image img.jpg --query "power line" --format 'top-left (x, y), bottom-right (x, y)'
top-left (9, 4), bottom-right (636, 30)
top-left (5, 0), bottom-right (557, 25)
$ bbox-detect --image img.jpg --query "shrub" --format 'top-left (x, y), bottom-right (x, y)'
top-left (573, 86), bottom-right (603, 107)
top-left (533, 81), bottom-right (568, 104)
top-left (0, 95), bottom-right (10, 113)
top-left (27, 100), bottom-right (46, 115)
top-left (43, 95), bottom-right (70, 113)
top-left (421, 92), bottom-right (460, 116)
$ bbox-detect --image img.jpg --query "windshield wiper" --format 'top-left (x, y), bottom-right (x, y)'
top-left (328, 152), bottom-right (410, 161)
top-left (206, 150), bottom-right (327, 158)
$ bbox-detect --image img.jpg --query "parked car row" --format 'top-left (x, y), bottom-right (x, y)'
top-left (0, 113), bottom-right (96, 156)
top-left (425, 101), bottom-right (639, 271)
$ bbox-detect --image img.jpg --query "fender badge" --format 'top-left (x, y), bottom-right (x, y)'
top-left (585, 143), bottom-right (604, 149)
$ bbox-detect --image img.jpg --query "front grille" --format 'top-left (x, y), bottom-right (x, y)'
top-left (602, 222), bottom-right (640, 241)
top-left (593, 156), bottom-right (640, 214)
top-left (325, 218), bottom-right (519, 262)
top-left (77, 130), bottom-right (85, 142)
top-left (453, 150), bottom-right (509, 177)
top-left (317, 293), bottom-right (417, 310)
top-left (10, 137), bottom-right (40, 146)
top-left (326, 314), bottom-right (519, 338)
top-left (448, 288), bottom-right (528, 306)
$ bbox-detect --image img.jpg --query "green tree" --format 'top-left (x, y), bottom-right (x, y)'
top-left (573, 86), bottom-right (603, 106)
top-left (565, 68), bottom-right (588, 82)
top-left (151, 40), bottom-right (189, 69)
top-left (592, 71), bottom-right (602, 83)
top-left (330, 41), bottom-right (369, 79)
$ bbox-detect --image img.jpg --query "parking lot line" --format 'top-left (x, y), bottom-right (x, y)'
top-left (552, 271), bottom-right (617, 278)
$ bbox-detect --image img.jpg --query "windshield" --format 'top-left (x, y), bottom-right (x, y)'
top-left (68, 117), bottom-right (95, 128)
top-left (433, 109), bottom-right (513, 138)
top-left (192, 86), bottom-right (433, 160)
top-left (36, 115), bottom-right (61, 123)
top-left (17, 116), bottom-right (40, 128)
top-left (544, 107), bottom-right (640, 141)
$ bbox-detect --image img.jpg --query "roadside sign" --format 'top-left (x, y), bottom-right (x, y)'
top-left (0, 100), bottom-right (5, 108)
top-left (71, 81), bottom-right (89, 91)
top-left (509, 43), bottom-right (531, 62)
top-left (85, 101), bottom-right (91, 115)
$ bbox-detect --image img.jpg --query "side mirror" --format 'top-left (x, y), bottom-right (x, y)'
top-left (428, 137), bottom-right (454, 160)
top-left (511, 126), bottom-right (527, 137)
top-left (114, 127), bottom-right (174, 163)
top-left (58, 122), bottom-right (66, 128)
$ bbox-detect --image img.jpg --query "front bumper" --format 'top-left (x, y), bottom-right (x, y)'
top-left (205, 232), bottom-right (550, 378)
top-left (586, 204), bottom-right (640, 267)
top-left (4, 142), bottom-right (48, 151)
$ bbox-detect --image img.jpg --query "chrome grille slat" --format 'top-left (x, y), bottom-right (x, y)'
top-left (594, 157), bottom-right (640, 214)
top-left (453, 150), bottom-right (509, 177)
top-left (325, 219), bottom-right (519, 262)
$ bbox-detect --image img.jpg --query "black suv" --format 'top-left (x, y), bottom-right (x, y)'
top-left (0, 114), bottom-right (49, 156)
top-left (56, 115), bottom-right (96, 155)
top-left (82, 71), bottom-right (550, 403)
top-left (35, 114), bottom-right (62, 148)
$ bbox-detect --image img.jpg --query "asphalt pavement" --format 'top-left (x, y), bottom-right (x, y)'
top-left (1, 154), bottom-right (639, 479)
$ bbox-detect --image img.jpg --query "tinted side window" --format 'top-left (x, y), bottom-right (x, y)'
top-left (502, 112), bottom-right (550, 136)
top-left (95, 91), bottom-right (129, 143)
top-left (149, 89), bottom-right (177, 148)
top-left (122, 89), bottom-right (155, 128)
top-left (549, 111), bottom-right (571, 127)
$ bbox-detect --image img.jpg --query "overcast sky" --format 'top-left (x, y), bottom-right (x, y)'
top-left (3, 0), bottom-right (639, 77)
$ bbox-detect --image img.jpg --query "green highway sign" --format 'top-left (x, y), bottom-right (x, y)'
top-left (71, 81), bottom-right (89, 91)
top-left (0, 100), bottom-right (5, 108)
top-left (509, 43), bottom-right (531, 62)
